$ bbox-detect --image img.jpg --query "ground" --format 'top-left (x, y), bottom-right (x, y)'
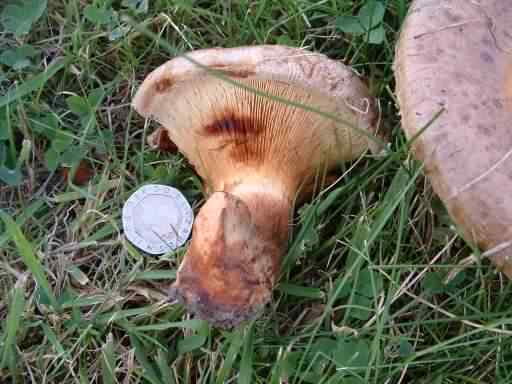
top-left (1, 0), bottom-right (512, 383)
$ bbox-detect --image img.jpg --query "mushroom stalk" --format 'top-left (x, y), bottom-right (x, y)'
top-left (171, 181), bottom-right (291, 327)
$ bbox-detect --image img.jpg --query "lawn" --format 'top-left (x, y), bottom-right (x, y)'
top-left (1, 0), bottom-right (512, 383)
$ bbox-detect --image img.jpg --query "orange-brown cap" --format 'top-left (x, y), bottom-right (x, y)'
top-left (394, 0), bottom-right (512, 276)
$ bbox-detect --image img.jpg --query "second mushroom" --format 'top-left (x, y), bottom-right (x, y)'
top-left (132, 45), bottom-right (380, 328)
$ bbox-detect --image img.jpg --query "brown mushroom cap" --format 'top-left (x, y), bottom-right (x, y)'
top-left (132, 45), bottom-right (380, 327)
top-left (394, 0), bottom-right (512, 275)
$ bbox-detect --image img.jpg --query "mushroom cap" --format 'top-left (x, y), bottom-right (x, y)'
top-left (394, 0), bottom-right (512, 274)
top-left (132, 45), bottom-right (381, 195)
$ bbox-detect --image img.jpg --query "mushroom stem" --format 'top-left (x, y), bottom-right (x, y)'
top-left (171, 180), bottom-right (291, 328)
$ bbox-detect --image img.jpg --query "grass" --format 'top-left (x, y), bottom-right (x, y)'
top-left (1, 0), bottom-right (512, 383)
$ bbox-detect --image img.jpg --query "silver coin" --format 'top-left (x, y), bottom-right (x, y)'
top-left (122, 184), bottom-right (194, 255)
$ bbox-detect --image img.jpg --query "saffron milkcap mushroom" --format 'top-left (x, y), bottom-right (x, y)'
top-left (132, 45), bottom-right (380, 328)
top-left (394, 0), bottom-right (512, 276)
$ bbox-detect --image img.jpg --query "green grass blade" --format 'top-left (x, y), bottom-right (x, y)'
top-left (238, 324), bottom-right (254, 384)
top-left (129, 333), bottom-right (164, 384)
top-left (278, 283), bottom-right (325, 300)
top-left (0, 200), bottom-right (44, 248)
top-left (281, 203), bottom-right (318, 273)
top-left (0, 58), bottom-right (68, 108)
top-left (177, 334), bottom-right (207, 355)
top-left (133, 270), bottom-right (177, 280)
top-left (0, 210), bottom-right (59, 310)
top-left (215, 330), bottom-right (244, 384)
top-left (131, 319), bottom-right (206, 332)
top-left (41, 321), bottom-right (69, 359)
top-left (94, 306), bottom-right (155, 325)
top-left (156, 349), bottom-right (176, 384)
top-left (0, 277), bottom-right (26, 369)
top-left (367, 163), bottom-right (424, 246)
top-left (101, 334), bottom-right (117, 384)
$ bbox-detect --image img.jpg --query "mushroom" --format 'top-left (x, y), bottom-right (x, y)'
top-left (394, 0), bottom-right (512, 276)
top-left (132, 45), bottom-right (380, 328)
